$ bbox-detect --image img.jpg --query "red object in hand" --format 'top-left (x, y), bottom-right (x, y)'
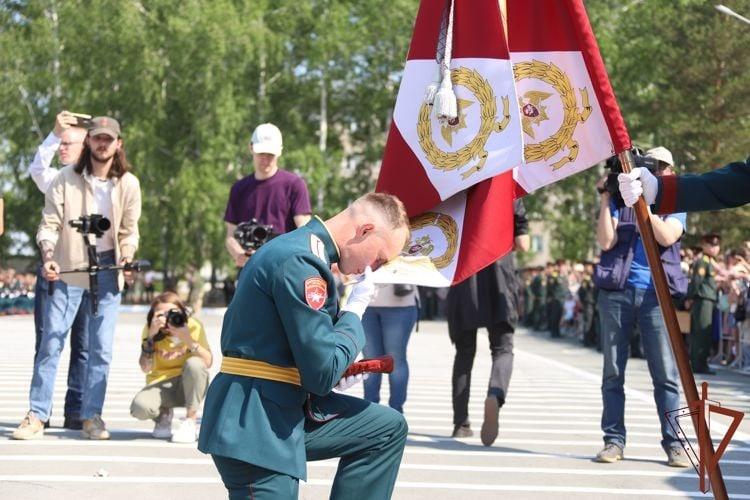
top-left (342, 355), bottom-right (394, 377)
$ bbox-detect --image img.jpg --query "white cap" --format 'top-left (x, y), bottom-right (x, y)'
top-left (646, 146), bottom-right (674, 168)
top-left (251, 123), bottom-right (283, 157)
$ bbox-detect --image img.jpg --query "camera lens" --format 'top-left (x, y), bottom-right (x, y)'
top-left (166, 308), bottom-right (187, 328)
top-left (94, 217), bottom-right (111, 233)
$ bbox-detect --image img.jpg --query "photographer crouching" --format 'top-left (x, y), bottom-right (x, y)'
top-left (131, 292), bottom-right (212, 443)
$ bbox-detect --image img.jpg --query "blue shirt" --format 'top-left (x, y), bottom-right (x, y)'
top-left (611, 202), bottom-right (687, 290)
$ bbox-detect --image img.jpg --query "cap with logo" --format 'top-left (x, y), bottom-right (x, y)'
top-left (89, 117), bottom-right (121, 139)
top-left (251, 123), bottom-right (283, 157)
top-left (645, 146), bottom-right (674, 168)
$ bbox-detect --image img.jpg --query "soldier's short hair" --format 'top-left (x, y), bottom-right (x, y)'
top-left (359, 192), bottom-right (410, 231)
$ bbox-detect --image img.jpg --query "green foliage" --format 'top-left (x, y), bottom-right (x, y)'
top-left (2, 0), bottom-right (748, 275)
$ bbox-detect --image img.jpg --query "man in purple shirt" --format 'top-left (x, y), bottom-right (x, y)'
top-left (224, 123), bottom-right (312, 268)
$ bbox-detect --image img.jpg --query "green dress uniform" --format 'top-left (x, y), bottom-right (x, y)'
top-left (198, 217), bottom-right (407, 500)
top-left (655, 158), bottom-right (750, 214)
top-left (530, 274), bottom-right (545, 330)
top-left (546, 272), bottom-right (565, 338)
top-left (578, 276), bottom-right (598, 347)
top-left (687, 255), bottom-right (718, 372)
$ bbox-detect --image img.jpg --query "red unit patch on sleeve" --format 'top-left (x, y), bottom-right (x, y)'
top-left (304, 277), bottom-right (327, 310)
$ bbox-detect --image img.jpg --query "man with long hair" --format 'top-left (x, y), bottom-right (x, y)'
top-left (13, 116), bottom-right (142, 440)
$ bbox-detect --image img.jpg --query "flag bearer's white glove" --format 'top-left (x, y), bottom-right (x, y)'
top-left (341, 266), bottom-right (376, 320)
top-left (618, 167), bottom-right (658, 207)
top-left (335, 373), bottom-right (369, 391)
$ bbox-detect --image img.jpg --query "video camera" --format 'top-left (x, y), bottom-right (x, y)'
top-left (234, 219), bottom-right (274, 253)
top-left (602, 148), bottom-right (660, 208)
top-left (70, 214), bottom-right (111, 237)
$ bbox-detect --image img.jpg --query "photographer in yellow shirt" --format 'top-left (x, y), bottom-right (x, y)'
top-left (130, 291), bottom-right (212, 443)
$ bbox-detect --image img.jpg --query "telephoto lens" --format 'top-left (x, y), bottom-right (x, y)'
top-left (165, 308), bottom-right (188, 328)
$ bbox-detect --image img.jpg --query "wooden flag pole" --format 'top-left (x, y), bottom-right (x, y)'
top-left (618, 150), bottom-right (728, 499)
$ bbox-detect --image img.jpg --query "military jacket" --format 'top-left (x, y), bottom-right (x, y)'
top-left (655, 158), bottom-right (750, 214)
top-left (530, 275), bottom-right (545, 300)
top-left (197, 217), bottom-right (365, 480)
top-left (546, 273), bottom-right (566, 301)
top-left (687, 256), bottom-right (718, 302)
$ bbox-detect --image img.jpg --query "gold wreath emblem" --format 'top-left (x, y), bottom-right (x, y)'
top-left (417, 67), bottom-right (511, 180)
top-left (513, 60), bottom-right (592, 170)
top-left (406, 212), bottom-right (459, 270)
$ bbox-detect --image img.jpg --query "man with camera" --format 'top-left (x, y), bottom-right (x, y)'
top-left (131, 291), bottom-right (212, 443)
top-left (199, 193), bottom-right (411, 499)
top-left (224, 123), bottom-right (312, 269)
top-left (13, 116), bottom-right (142, 441)
top-left (25, 110), bottom-right (90, 430)
top-left (593, 146), bottom-right (689, 467)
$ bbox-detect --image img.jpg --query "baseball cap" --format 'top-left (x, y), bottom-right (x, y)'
top-left (646, 146), bottom-right (674, 168)
top-left (251, 123), bottom-right (283, 157)
top-left (88, 116), bottom-right (121, 139)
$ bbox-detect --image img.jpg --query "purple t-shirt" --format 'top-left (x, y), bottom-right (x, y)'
top-left (224, 169), bottom-right (312, 234)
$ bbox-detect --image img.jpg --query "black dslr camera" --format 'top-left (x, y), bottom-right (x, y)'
top-left (69, 214), bottom-right (111, 237)
top-left (234, 219), bottom-right (274, 253)
top-left (153, 308), bottom-right (189, 341)
top-left (601, 149), bottom-right (660, 208)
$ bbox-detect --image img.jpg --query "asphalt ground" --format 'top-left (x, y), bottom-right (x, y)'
top-left (1, 311), bottom-right (749, 499)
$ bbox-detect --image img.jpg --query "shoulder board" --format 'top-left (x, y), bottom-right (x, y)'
top-left (310, 234), bottom-right (328, 265)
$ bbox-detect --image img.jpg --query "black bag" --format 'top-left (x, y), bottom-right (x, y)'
top-left (735, 287), bottom-right (748, 322)
top-left (393, 283), bottom-right (415, 297)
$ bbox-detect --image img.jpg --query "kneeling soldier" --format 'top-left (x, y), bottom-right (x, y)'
top-left (198, 193), bottom-right (411, 500)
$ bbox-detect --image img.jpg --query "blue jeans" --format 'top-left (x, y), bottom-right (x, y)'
top-left (34, 263), bottom-right (90, 417)
top-left (30, 252), bottom-right (121, 421)
top-left (598, 287), bottom-right (681, 450)
top-left (361, 306), bottom-right (418, 413)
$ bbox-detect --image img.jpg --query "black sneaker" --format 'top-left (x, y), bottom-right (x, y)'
top-left (63, 414), bottom-right (83, 430)
top-left (451, 423), bottom-right (473, 438)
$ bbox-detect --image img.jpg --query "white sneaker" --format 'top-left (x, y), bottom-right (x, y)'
top-left (170, 418), bottom-right (197, 444)
top-left (153, 408), bottom-right (173, 439)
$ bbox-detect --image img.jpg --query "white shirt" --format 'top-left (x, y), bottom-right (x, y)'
top-left (28, 132), bottom-right (64, 194)
top-left (88, 174), bottom-right (115, 252)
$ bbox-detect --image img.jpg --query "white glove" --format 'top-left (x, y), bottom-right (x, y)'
top-left (617, 167), bottom-right (658, 207)
top-left (335, 373), bottom-right (369, 391)
top-left (340, 266), bottom-right (376, 320)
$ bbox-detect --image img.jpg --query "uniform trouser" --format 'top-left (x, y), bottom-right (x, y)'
top-left (690, 299), bottom-right (715, 371)
top-left (547, 300), bottom-right (563, 337)
top-left (211, 395), bottom-right (408, 500)
top-left (34, 263), bottom-right (90, 418)
top-left (531, 299), bottom-right (544, 329)
top-left (582, 305), bottom-right (597, 346)
top-left (130, 357), bottom-right (210, 419)
top-left (449, 322), bottom-right (514, 427)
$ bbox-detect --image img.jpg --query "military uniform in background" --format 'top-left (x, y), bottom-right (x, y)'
top-left (530, 270), bottom-right (546, 330)
top-left (687, 255), bottom-right (718, 374)
top-left (578, 274), bottom-right (599, 348)
top-left (546, 271), bottom-right (565, 338)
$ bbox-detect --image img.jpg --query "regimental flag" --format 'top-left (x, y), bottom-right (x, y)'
top-left (508, 0), bottom-right (631, 194)
top-left (374, 171), bottom-right (515, 287)
top-left (377, 0), bottom-right (523, 217)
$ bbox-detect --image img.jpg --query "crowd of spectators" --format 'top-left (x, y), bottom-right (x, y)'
top-left (519, 243), bottom-right (750, 375)
top-left (0, 266), bottom-right (36, 315)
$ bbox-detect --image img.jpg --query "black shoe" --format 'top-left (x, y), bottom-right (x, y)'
top-left (63, 414), bottom-right (83, 430)
top-left (451, 423), bottom-right (473, 438)
top-left (480, 397), bottom-right (500, 447)
top-left (43, 420), bottom-right (50, 429)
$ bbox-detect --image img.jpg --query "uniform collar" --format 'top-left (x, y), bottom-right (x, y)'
top-left (308, 216), bottom-right (340, 264)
